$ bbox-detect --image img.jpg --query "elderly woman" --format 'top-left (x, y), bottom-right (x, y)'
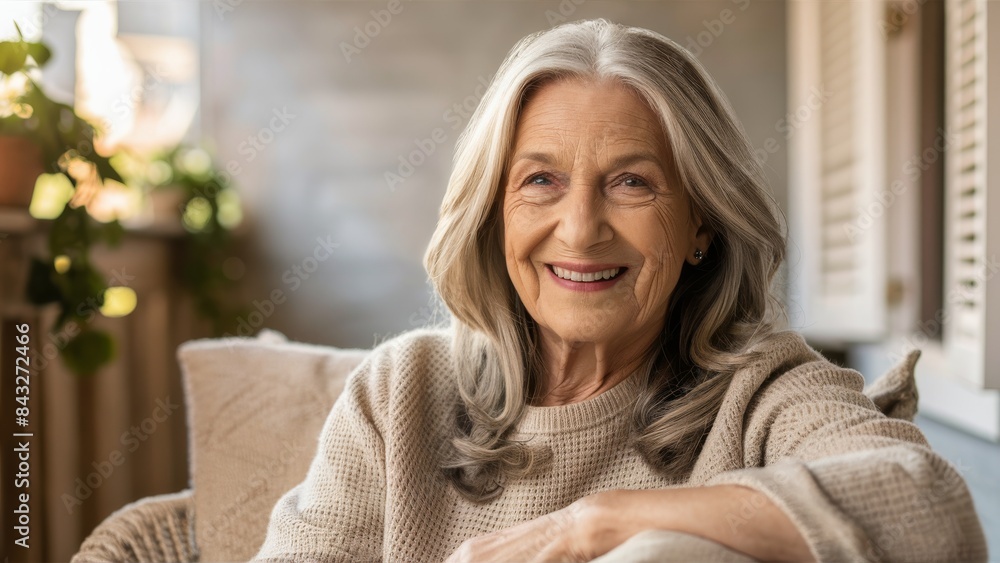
top-left (253, 19), bottom-right (986, 562)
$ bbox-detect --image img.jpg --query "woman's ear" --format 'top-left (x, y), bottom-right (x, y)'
top-left (686, 210), bottom-right (714, 266)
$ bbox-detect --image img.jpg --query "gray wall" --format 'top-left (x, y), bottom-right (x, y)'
top-left (200, 0), bottom-right (787, 348)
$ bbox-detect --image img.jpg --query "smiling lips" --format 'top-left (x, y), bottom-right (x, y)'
top-left (545, 263), bottom-right (627, 291)
top-left (551, 265), bottom-right (622, 282)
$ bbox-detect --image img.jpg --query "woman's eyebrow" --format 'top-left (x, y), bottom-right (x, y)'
top-left (508, 151), bottom-right (556, 167)
top-left (603, 152), bottom-right (664, 170)
top-left (508, 151), bottom-right (663, 169)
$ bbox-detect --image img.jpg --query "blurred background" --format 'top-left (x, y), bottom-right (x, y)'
top-left (0, 1), bottom-right (997, 561)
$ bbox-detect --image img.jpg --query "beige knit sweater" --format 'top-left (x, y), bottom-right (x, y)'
top-left (252, 328), bottom-right (987, 562)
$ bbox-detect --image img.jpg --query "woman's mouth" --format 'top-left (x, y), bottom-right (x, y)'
top-left (545, 264), bottom-right (628, 292)
top-left (549, 265), bottom-right (625, 282)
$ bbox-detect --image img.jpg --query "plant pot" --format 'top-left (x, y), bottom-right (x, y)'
top-left (0, 136), bottom-right (45, 208)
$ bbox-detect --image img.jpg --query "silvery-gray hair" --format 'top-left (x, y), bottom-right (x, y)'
top-left (424, 18), bottom-right (785, 502)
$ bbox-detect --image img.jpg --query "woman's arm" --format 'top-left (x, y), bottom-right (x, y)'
top-left (443, 484), bottom-right (811, 563)
top-left (583, 485), bottom-right (813, 562)
top-left (702, 362), bottom-right (987, 562)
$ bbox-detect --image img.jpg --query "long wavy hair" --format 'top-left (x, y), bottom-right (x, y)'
top-left (424, 19), bottom-right (786, 502)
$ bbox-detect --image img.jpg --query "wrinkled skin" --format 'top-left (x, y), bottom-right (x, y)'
top-left (500, 77), bottom-right (711, 406)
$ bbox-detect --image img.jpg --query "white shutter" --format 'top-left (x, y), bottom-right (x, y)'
top-left (943, 0), bottom-right (1000, 389)
top-left (787, 0), bottom-right (887, 342)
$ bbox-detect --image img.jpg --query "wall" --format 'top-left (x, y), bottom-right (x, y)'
top-left (200, 0), bottom-right (788, 348)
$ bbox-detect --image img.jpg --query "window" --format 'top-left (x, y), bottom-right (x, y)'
top-left (787, 0), bottom-right (1000, 439)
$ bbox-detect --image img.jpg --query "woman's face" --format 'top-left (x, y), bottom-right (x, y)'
top-left (501, 78), bottom-right (710, 349)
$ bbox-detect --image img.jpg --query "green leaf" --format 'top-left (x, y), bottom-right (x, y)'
top-left (92, 154), bottom-right (124, 184)
top-left (0, 41), bottom-right (28, 75)
top-left (25, 42), bottom-right (51, 68)
top-left (25, 258), bottom-right (62, 305)
top-left (83, 267), bottom-right (107, 306)
top-left (99, 219), bottom-right (124, 246)
top-left (61, 329), bottom-right (115, 376)
top-left (49, 206), bottom-right (88, 257)
top-left (54, 302), bottom-right (74, 329)
top-left (51, 261), bottom-right (106, 326)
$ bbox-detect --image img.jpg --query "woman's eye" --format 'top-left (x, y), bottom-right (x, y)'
top-left (526, 174), bottom-right (552, 186)
top-left (621, 175), bottom-right (648, 188)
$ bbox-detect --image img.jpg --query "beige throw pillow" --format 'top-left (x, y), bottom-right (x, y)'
top-left (178, 330), bottom-right (368, 562)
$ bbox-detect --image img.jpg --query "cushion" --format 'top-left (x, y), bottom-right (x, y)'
top-left (178, 330), bottom-right (368, 562)
top-left (592, 529), bottom-right (757, 563)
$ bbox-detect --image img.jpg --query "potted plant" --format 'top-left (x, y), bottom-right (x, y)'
top-left (0, 27), bottom-right (47, 206)
top-left (3, 27), bottom-right (245, 374)
top-left (2, 25), bottom-right (127, 375)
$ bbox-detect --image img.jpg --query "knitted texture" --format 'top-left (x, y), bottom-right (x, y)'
top-left (253, 328), bottom-right (988, 563)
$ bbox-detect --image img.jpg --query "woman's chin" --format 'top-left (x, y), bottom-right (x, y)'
top-left (542, 322), bottom-right (627, 346)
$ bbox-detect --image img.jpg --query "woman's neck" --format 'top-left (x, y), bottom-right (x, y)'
top-left (531, 328), bottom-right (658, 406)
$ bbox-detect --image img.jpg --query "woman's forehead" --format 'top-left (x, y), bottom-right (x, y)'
top-left (509, 79), bottom-right (671, 168)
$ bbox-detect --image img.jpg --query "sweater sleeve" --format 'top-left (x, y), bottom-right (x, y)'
top-left (251, 355), bottom-right (387, 562)
top-left (706, 361), bottom-right (988, 563)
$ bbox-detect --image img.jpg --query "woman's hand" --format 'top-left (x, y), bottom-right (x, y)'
top-left (443, 492), bottom-right (625, 563)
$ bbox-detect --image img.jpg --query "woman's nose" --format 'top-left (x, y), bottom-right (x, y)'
top-left (553, 183), bottom-right (613, 251)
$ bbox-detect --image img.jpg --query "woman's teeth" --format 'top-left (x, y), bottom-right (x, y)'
top-left (551, 266), bottom-right (621, 282)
